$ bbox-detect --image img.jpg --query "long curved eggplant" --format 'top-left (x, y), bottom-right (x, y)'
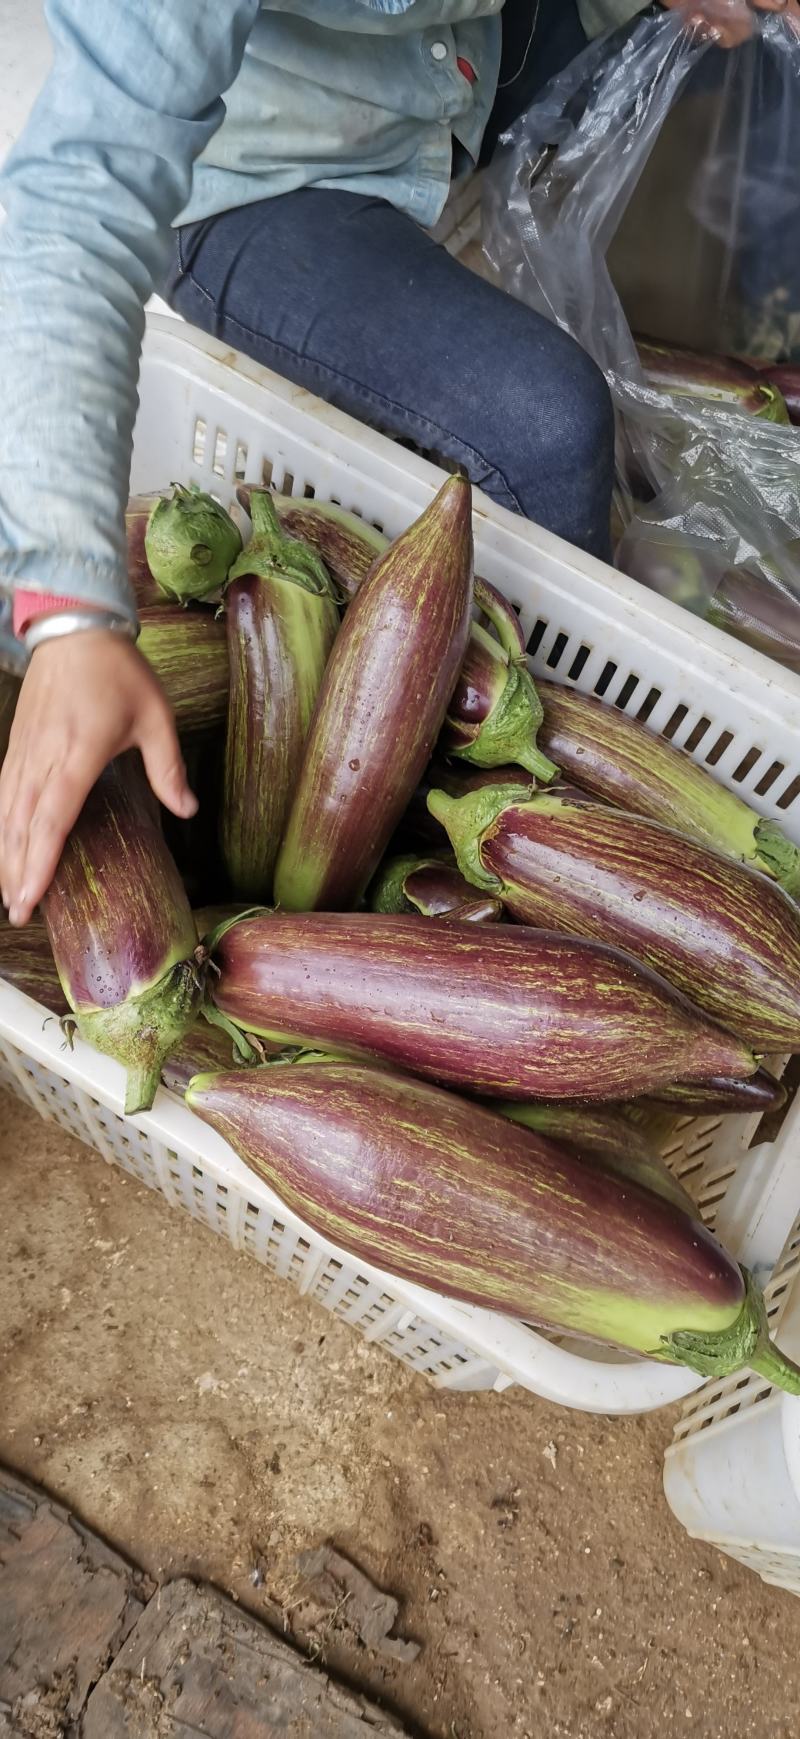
top-left (271, 493), bottom-right (555, 784)
top-left (221, 490), bottom-right (340, 901)
top-left (186, 1060), bottom-right (800, 1389)
top-left (41, 752), bottom-right (203, 1113)
top-left (496, 1099), bottom-right (696, 1215)
top-left (536, 680), bottom-right (800, 896)
top-left (138, 607), bottom-right (228, 733)
top-left (430, 784), bottom-right (800, 1051)
top-left (206, 910), bottom-right (756, 1101)
top-left (274, 475), bottom-right (474, 912)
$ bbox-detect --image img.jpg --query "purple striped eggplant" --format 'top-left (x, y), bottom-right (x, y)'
top-left (274, 475), bottom-right (475, 912)
top-left (636, 341), bottom-right (790, 424)
top-left (270, 495), bottom-right (387, 599)
top-left (138, 607), bottom-right (228, 733)
top-left (442, 621), bottom-right (558, 782)
top-left (429, 784), bottom-right (800, 1051)
top-left (41, 752), bottom-right (204, 1113)
top-left (206, 910), bottom-right (756, 1101)
top-left (397, 757), bottom-right (534, 852)
top-left (708, 563), bottom-right (800, 676)
top-left (369, 854), bottom-right (503, 922)
top-left (186, 1059), bottom-right (800, 1387)
top-left (0, 672), bottom-right (19, 771)
top-left (536, 680), bottom-right (800, 896)
top-left (270, 493), bottom-right (556, 786)
top-left (221, 489), bottom-right (340, 902)
top-left (642, 1068), bottom-right (786, 1116)
top-left (497, 1099), bottom-right (696, 1215)
top-left (0, 917), bottom-right (66, 1015)
top-left (145, 484), bottom-right (242, 604)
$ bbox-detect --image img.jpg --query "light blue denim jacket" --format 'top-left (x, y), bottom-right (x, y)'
top-left (0, 0), bottom-right (636, 657)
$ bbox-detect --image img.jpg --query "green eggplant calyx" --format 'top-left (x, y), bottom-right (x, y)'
top-left (239, 489), bottom-right (340, 601)
top-left (145, 485), bottom-right (242, 603)
top-left (452, 660), bottom-right (558, 784)
top-left (202, 997), bottom-right (265, 1065)
top-left (657, 1268), bottom-right (800, 1392)
top-left (426, 784), bottom-right (528, 894)
top-left (78, 956), bottom-right (205, 1115)
top-left (754, 818), bottom-right (800, 898)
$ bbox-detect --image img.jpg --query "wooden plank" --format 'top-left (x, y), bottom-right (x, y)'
top-left (0, 1469), bottom-right (151, 1734)
top-left (83, 1579), bottom-right (410, 1739)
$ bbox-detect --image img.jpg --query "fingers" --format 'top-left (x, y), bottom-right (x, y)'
top-left (135, 693), bottom-right (198, 820)
top-left (12, 759), bottom-right (98, 925)
top-left (0, 734), bottom-right (104, 926)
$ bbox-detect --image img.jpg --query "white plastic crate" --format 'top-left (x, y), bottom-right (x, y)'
top-left (3, 313), bottom-right (800, 1418)
top-left (664, 1217), bottom-right (800, 1595)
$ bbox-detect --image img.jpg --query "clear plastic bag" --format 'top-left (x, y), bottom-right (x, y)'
top-left (482, 9), bottom-right (800, 673)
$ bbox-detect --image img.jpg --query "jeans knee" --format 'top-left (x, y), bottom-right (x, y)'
top-left (493, 328), bottom-right (615, 554)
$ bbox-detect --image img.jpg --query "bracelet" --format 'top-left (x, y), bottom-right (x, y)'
top-left (24, 608), bottom-right (139, 656)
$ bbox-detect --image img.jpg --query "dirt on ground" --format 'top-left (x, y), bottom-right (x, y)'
top-left (1, 1089), bottom-right (798, 1739)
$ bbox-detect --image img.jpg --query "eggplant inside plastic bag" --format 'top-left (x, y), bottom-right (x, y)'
top-left (482, 10), bottom-right (800, 674)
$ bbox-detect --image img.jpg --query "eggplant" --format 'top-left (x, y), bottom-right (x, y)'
top-left (145, 484), bottom-right (242, 604)
top-left (636, 341), bottom-right (790, 423)
top-left (536, 680), bottom-right (800, 896)
top-left (270, 495), bottom-right (387, 600)
top-left (137, 607), bottom-right (228, 733)
top-left (759, 363), bottom-right (800, 427)
top-left (274, 475), bottom-right (474, 912)
top-left (369, 854), bottom-right (503, 922)
top-left (206, 910), bottom-right (756, 1101)
top-left (397, 757), bottom-right (534, 852)
top-left (41, 752), bottom-right (204, 1113)
top-left (221, 489), bottom-right (340, 902)
top-left (430, 784), bottom-right (800, 1052)
top-left (186, 1059), bottom-right (800, 1389)
top-left (0, 917), bottom-right (66, 1014)
top-left (643, 1068), bottom-right (786, 1116)
top-left (271, 492), bottom-right (555, 783)
top-left (497, 1099), bottom-right (696, 1215)
top-left (442, 621), bottom-right (557, 782)
top-left (708, 563), bottom-right (800, 675)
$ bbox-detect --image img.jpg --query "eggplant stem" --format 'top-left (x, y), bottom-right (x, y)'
top-left (658, 1268), bottom-right (800, 1392)
top-left (202, 997), bottom-right (264, 1065)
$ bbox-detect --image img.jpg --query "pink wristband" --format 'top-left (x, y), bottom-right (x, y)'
top-left (14, 590), bottom-right (81, 639)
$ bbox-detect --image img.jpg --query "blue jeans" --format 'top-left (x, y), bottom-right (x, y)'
top-left (166, 1), bottom-right (614, 561)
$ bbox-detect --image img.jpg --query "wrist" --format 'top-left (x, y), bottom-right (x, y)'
top-left (24, 608), bottom-right (139, 658)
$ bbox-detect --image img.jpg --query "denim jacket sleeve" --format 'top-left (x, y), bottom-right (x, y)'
top-left (0, 0), bottom-right (262, 624)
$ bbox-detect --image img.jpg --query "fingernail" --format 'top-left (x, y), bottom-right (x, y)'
top-left (8, 905), bottom-right (22, 926)
top-left (181, 792), bottom-right (199, 818)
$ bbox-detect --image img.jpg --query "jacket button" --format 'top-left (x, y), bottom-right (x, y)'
top-left (430, 41), bottom-right (448, 61)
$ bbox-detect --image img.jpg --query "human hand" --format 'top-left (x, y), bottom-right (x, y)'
top-left (662, 0), bottom-right (798, 46)
top-left (0, 631), bottom-right (197, 926)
